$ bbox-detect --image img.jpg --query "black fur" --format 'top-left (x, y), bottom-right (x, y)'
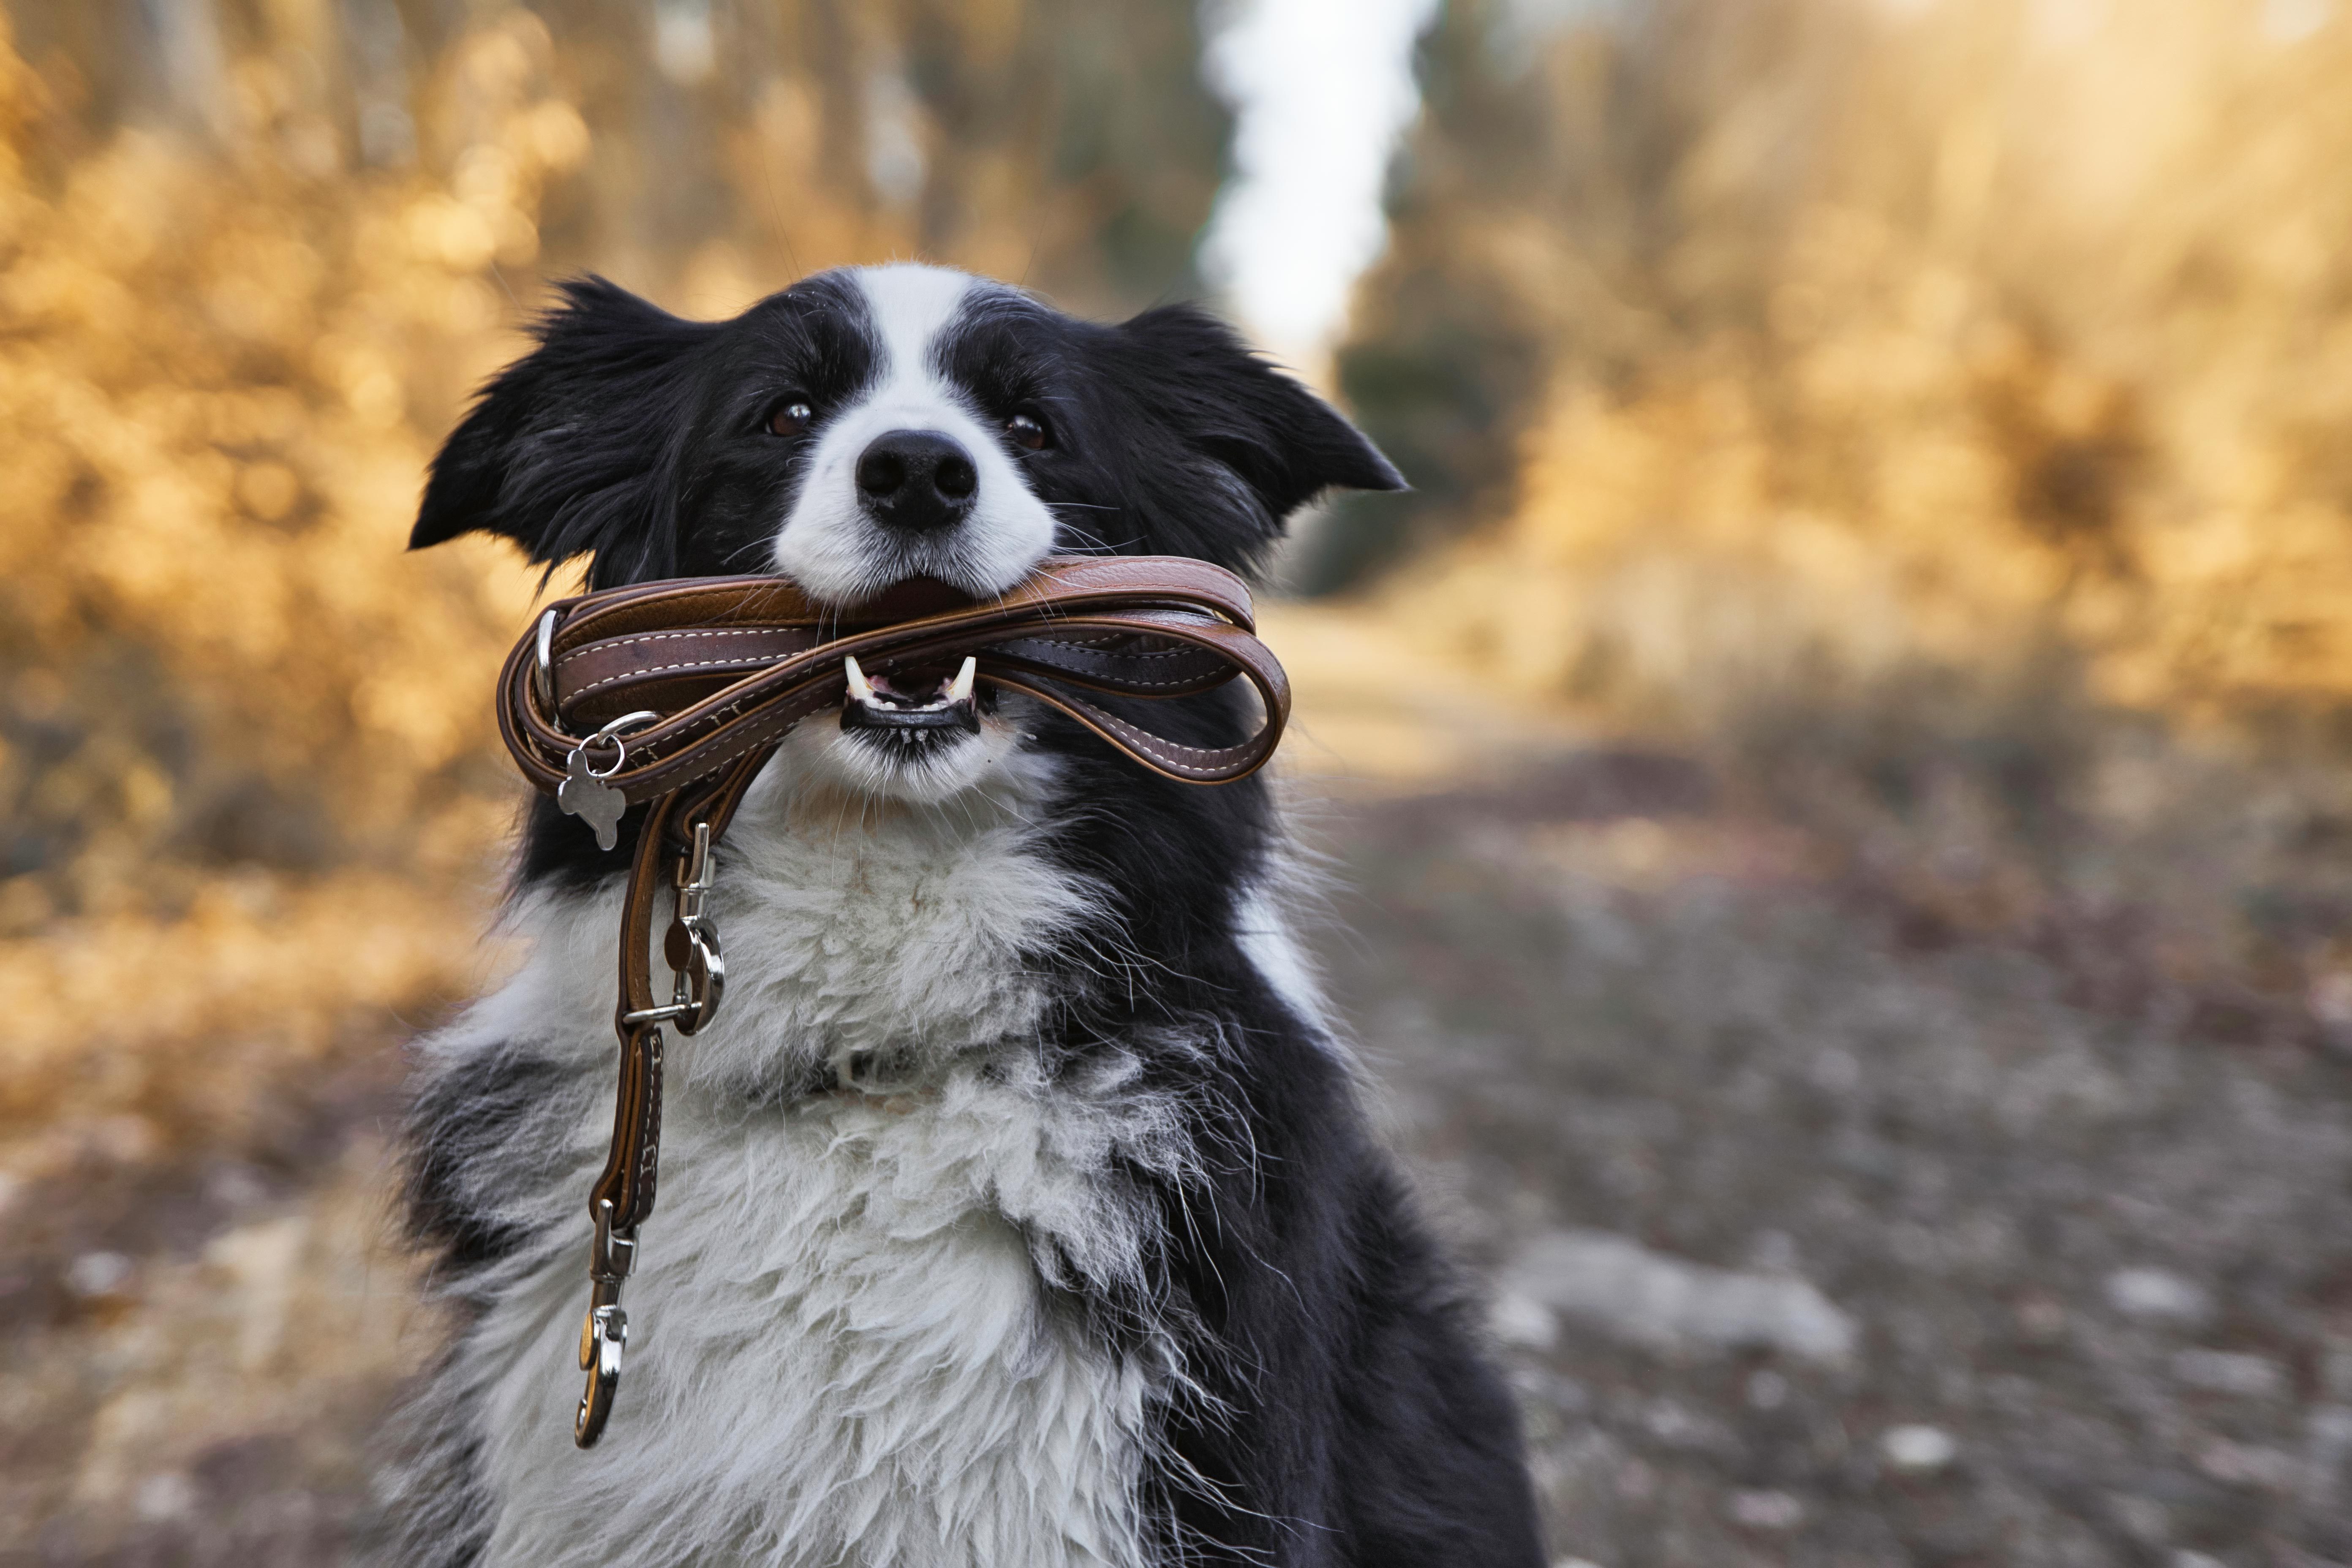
top-left (402, 267), bottom-right (1539, 1567)
top-left (366, 1045), bottom-right (589, 1568)
top-left (935, 291), bottom-right (1406, 569)
top-left (1027, 689), bottom-right (1538, 1564)
top-left (413, 272), bottom-right (876, 586)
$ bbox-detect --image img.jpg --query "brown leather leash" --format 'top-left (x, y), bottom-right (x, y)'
top-left (495, 555), bottom-right (1289, 1447)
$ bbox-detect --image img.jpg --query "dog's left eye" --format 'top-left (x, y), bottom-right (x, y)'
top-left (1005, 411), bottom-right (1049, 452)
top-left (767, 400), bottom-right (814, 437)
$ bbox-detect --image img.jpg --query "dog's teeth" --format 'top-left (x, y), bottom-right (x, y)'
top-left (844, 655), bottom-right (876, 705)
top-left (947, 656), bottom-right (976, 704)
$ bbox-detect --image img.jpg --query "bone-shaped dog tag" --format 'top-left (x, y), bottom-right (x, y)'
top-left (559, 747), bottom-right (628, 851)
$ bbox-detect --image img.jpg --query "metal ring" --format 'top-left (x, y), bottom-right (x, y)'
top-left (534, 609), bottom-right (560, 708)
top-left (581, 710), bottom-right (661, 780)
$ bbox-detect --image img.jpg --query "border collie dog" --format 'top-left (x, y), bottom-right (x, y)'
top-left (376, 263), bottom-right (1543, 1568)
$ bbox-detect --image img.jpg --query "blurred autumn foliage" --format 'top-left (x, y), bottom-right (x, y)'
top-left (0, 11), bottom-right (550, 1169)
top-left (0, 0), bottom-right (1228, 1188)
top-left (1, 0), bottom-right (1231, 1545)
top-left (11, 0), bottom-right (2352, 1557)
top-left (5, 0), bottom-right (2350, 1278)
top-left (4, 0), bottom-right (2351, 1236)
top-left (1304, 0), bottom-right (2352, 1088)
top-left (1337, 0), bottom-right (2352, 731)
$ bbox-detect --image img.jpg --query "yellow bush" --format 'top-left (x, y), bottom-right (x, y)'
top-left (0, 12), bottom-right (577, 1158)
top-left (1367, 0), bottom-right (2352, 731)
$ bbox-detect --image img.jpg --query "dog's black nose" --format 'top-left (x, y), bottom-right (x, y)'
top-left (855, 430), bottom-right (977, 534)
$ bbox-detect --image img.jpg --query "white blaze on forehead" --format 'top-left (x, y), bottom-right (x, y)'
top-left (859, 262), bottom-right (974, 387)
top-left (770, 262), bottom-right (1059, 604)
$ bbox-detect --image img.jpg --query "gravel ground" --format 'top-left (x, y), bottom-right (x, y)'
top-left (9, 746), bottom-right (2352, 1566)
top-left (1313, 756), bottom-right (2352, 1568)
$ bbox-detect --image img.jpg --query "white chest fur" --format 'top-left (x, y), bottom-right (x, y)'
top-left (430, 772), bottom-right (1179, 1568)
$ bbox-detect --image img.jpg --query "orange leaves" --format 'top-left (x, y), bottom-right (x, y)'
top-left (0, 16), bottom-right (561, 932)
top-left (1365, 0), bottom-right (2352, 731)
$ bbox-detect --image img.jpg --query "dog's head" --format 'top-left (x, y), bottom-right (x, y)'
top-left (414, 263), bottom-right (1400, 801)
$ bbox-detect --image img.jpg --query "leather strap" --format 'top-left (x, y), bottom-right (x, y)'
top-left (601, 788), bottom-right (672, 1230)
top-left (593, 749), bottom-right (768, 1231)
top-left (498, 555), bottom-right (1289, 795)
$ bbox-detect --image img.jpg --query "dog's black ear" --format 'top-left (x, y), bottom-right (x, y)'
top-left (1118, 303), bottom-right (1406, 522)
top-left (411, 277), bottom-right (719, 587)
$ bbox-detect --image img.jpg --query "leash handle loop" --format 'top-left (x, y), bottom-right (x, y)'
top-left (498, 556), bottom-right (1288, 805)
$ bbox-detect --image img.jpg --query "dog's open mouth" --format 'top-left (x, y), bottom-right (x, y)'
top-left (839, 654), bottom-right (983, 748)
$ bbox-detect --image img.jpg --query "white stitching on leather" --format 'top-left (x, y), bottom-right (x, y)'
top-left (555, 626), bottom-right (797, 668)
top-left (567, 652), bottom-right (786, 698)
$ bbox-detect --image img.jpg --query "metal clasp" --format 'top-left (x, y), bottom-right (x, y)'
top-left (620, 819), bottom-right (725, 1035)
top-left (574, 1197), bottom-right (637, 1448)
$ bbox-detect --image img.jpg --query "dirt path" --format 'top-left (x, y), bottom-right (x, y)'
top-left (1314, 760), bottom-right (2352, 1568)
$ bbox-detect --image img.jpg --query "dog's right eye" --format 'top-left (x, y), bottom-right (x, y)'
top-left (1004, 411), bottom-right (1049, 452)
top-left (767, 400), bottom-right (814, 437)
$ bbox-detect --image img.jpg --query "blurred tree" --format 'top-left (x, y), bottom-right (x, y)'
top-left (5, 0), bottom-right (1228, 316)
top-left (1314, 0), bottom-right (1841, 592)
top-left (0, 0), bottom-right (1231, 953)
top-left (1323, 0), bottom-right (2352, 742)
top-left (1304, 0), bottom-right (1551, 591)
